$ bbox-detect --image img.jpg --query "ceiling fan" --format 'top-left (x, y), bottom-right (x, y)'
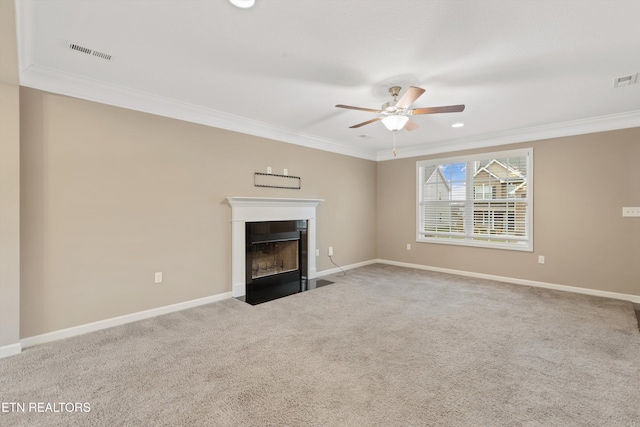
top-left (335, 86), bottom-right (465, 133)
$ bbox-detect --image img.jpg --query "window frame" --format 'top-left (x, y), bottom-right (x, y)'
top-left (415, 148), bottom-right (533, 252)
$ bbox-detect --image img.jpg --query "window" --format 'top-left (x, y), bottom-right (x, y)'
top-left (474, 184), bottom-right (494, 200)
top-left (416, 148), bottom-right (532, 251)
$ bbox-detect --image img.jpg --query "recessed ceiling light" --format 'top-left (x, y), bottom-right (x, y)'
top-left (229, 0), bottom-right (255, 8)
top-left (452, 122), bottom-right (464, 128)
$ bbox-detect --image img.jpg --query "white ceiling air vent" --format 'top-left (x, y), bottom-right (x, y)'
top-left (613, 73), bottom-right (637, 88)
top-left (68, 41), bottom-right (113, 61)
top-left (357, 135), bottom-right (373, 139)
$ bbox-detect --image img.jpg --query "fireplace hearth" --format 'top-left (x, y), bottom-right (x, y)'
top-left (245, 220), bottom-right (308, 305)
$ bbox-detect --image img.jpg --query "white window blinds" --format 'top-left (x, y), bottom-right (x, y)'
top-left (416, 148), bottom-right (533, 251)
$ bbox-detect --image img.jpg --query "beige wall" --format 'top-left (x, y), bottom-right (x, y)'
top-left (17, 85), bottom-right (640, 340)
top-left (9, 17), bottom-right (639, 340)
top-left (20, 88), bottom-right (377, 337)
top-left (377, 128), bottom-right (640, 296)
top-left (0, 0), bottom-right (21, 350)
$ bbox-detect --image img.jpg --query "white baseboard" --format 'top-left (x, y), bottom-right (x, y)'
top-left (13, 260), bottom-right (638, 354)
top-left (377, 259), bottom-right (640, 304)
top-left (21, 292), bottom-right (233, 350)
top-left (316, 259), bottom-right (379, 278)
top-left (16, 258), bottom-right (372, 351)
top-left (0, 342), bottom-right (23, 359)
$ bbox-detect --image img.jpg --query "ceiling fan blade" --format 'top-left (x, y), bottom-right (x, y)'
top-left (411, 104), bottom-right (466, 115)
top-left (335, 104), bottom-right (381, 113)
top-left (349, 117), bottom-right (382, 128)
top-left (404, 119), bottom-right (419, 131)
top-left (396, 86), bottom-right (426, 109)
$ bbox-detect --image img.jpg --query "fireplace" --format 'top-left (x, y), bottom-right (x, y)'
top-left (245, 220), bottom-right (307, 305)
top-left (226, 197), bottom-right (323, 301)
top-left (250, 240), bottom-right (298, 279)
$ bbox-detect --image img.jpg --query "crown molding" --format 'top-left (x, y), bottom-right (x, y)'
top-left (19, 63), bottom-right (640, 164)
top-left (14, 0), bottom-right (375, 161)
top-left (15, 0), bottom-right (640, 164)
top-left (18, 64), bottom-right (379, 161)
top-left (377, 109), bottom-right (640, 161)
top-left (14, 0), bottom-right (32, 75)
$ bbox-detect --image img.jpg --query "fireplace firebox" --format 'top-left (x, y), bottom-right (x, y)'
top-left (245, 220), bottom-right (308, 305)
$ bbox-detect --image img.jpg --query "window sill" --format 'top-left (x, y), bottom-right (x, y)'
top-left (416, 237), bottom-right (533, 252)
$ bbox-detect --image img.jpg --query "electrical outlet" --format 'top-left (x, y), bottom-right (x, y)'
top-left (406, 243), bottom-right (411, 250)
top-left (538, 256), bottom-right (545, 264)
top-left (622, 207), bottom-right (640, 217)
top-left (154, 272), bottom-right (163, 283)
top-left (328, 246), bottom-right (333, 257)
top-left (315, 248), bottom-right (319, 257)
top-left (267, 166), bottom-right (272, 174)
top-left (283, 168), bottom-right (288, 176)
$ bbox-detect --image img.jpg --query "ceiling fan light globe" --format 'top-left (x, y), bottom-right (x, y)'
top-left (382, 115), bottom-right (409, 131)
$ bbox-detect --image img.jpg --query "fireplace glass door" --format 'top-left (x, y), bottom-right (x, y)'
top-left (251, 240), bottom-right (299, 279)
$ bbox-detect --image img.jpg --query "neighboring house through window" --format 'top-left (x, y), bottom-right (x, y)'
top-left (416, 148), bottom-right (533, 251)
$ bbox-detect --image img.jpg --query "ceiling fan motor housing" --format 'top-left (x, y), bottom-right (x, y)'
top-left (383, 86), bottom-right (406, 114)
top-left (382, 100), bottom-right (400, 114)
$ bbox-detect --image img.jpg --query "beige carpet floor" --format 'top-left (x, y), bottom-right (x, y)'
top-left (1, 264), bottom-right (639, 426)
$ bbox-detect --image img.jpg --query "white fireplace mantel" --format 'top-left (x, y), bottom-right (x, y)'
top-left (227, 197), bottom-right (323, 297)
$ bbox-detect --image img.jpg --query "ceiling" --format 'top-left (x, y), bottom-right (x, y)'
top-left (15, 0), bottom-right (640, 160)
